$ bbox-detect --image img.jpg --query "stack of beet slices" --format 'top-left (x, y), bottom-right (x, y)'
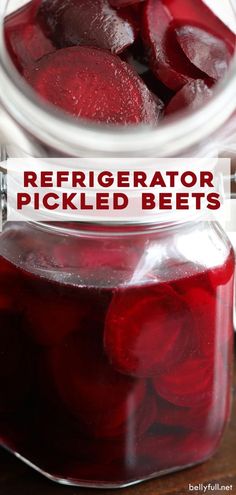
top-left (4, 0), bottom-right (235, 123)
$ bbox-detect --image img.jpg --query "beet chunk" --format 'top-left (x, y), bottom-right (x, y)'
top-left (142, 0), bottom-right (235, 91)
top-left (5, 1), bottom-right (54, 72)
top-left (165, 80), bottom-right (212, 115)
top-left (176, 26), bottom-right (231, 81)
top-left (154, 357), bottom-right (213, 407)
top-left (104, 284), bottom-right (190, 378)
top-left (164, 0), bottom-right (235, 54)
top-left (142, 0), bottom-right (206, 90)
top-left (25, 46), bottom-right (162, 125)
top-left (38, 0), bottom-right (138, 54)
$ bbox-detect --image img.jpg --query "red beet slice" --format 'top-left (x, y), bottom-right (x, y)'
top-left (5, 2), bottom-right (54, 72)
top-left (154, 356), bottom-right (213, 407)
top-left (165, 0), bottom-right (235, 54)
top-left (38, 0), bottom-right (138, 54)
top-left (25, 46), bottom-right (162, 125)
top-left (165, 79), bottom-right (212, 115)
top-left (104, 284), bottom-right (191, 378)
top-left (46, 329), bottom-right (146, 438)
top-left (142, 0), bottom-right (204, 90)
top-left (176, 26), bottom-right (231, 81)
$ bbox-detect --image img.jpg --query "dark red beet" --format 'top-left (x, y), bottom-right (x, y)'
top-left (5, 2), bottom-right (54, 72)
top-left (104, 284), bottom-right (190, 378)
top-left (176, 26), bottom-right (231, 81)
top-left (165, 0), bottom-right (235, 54)
top-left (154, 357), bottom-right (213, 407)
top-left (38, 0), bottom-right (138, 54)
top-left (25, 46), bottom-right (162, 125)
top-left (46, 329), bottom-right (146, 438)
top-left (142, 0), bottom-right (206, 90)
top-left (165, 79), bottom-right (212, 115)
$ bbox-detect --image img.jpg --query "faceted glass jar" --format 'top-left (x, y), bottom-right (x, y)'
top-left (0, 219), bottom-right (234, 488)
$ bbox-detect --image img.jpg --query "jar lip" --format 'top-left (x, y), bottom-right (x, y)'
top-left (1, 1), bottom-right (236, 156)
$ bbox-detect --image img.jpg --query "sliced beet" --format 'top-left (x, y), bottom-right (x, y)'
top-left (154, 357), bottom-right (213, 407)
top-left (5, 2), bottom-right (54, 72)
top-left (142, 0), bottom-right (235, 91)
top-left (38, 0), bottom-right (138, 54)
top-left (165, 79), bottom-right (212, 115)
top-left (104, 284), bottom-right (190, 378)
top-left (46, 328), bottom-right (146, 438)
top-left (164, 0), bottom-right (235, 54)
top-left (142, 0), bottom-right (205, 90)
top-left (25, 46), bottom-right (162, 125)
top-left (176, 26), bottom-right (231, 81)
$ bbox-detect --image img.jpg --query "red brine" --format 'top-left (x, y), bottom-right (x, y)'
top-left (0, 239), bottom-right (234, 486)
top-left (4, 0), bottom-right (235, 123)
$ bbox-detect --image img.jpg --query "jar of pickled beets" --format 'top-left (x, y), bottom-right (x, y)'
top-left (0, 218), bottom-right (234, 487)
top-left (0, 0), bottom-right (236, 489)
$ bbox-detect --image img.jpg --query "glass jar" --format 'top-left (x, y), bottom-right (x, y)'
top-left (0, 218), bottom-right (234, 488)
top-left (1, 0), bottom-right (236, 158)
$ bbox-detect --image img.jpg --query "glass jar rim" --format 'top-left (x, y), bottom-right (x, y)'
top-left (0, 0), bottom-right (236, 157)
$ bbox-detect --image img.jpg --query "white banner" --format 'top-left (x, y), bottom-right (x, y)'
top-left (0, 157), bottom-right (232, 227)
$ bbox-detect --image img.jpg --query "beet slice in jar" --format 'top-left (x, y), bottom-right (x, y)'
top-left (153, 356), bottom-right (213, 408)
top-left (165, 79), bottom-right (212, 115)
top-left (165, 0), bottom-right (235, 53)
top-left (142, 0), bottom-right (235, 90)
top-left (5, 1), bottom-right (54, 72)
top-left (25, 46), bottom-right (163, 125)
top-left (142, 0), bottom-right (204, 90)
top-left (38, 0), bottom-right (138, 54)
top-left (175, 26), bottom-right (231, 81)
top-left (104, 284), bottom-right (190, 378)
